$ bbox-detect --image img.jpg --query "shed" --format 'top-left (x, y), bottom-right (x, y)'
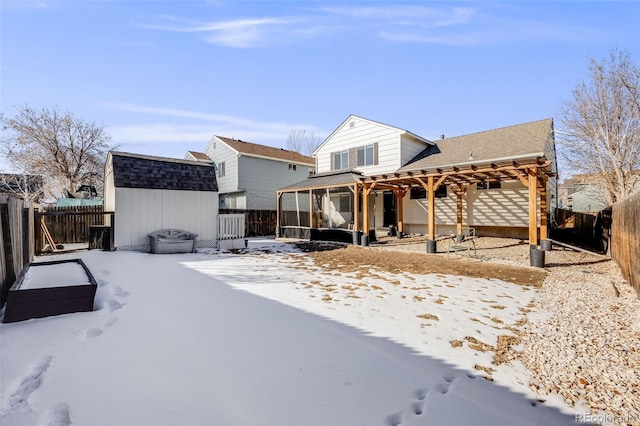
top-left (104, 152), bottom-right (219, 251)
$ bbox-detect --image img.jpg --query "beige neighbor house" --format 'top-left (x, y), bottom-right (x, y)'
top-left (276, 115), bottom-right (557, 253)
top-left (200, 136), bottom-right (315, 210)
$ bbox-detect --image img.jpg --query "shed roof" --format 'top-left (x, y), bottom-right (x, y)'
top-left (399, 118), bottom-right (553, 172)
top-left (109, 151), bottom-right (218, 192)
top-left (277, 170), bottom-right (363, 192)
top-left (216, 136), bottom-right (315, 165)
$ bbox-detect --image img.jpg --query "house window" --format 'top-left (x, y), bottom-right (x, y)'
top-left (477, 181), bottom-right (501, 190)
top-left (308, 169), bottom-right (315, 177)
top-left (357, 144), bottom-right (375, 166)
top-left (288, 164), bottom-right (297, 171)
top-left (410, 186), bottom-right (446, 198)
top-left (410, 187), bottom-right (426, 199)
top-left (339, 194), bottom-right (350, 211)
top-left (218, 161), bottom-right (226, 177)
top-left (332, 150), bottom-right (349, 170)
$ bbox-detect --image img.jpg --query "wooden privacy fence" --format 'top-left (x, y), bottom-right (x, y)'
top-left (552, 208), bottom-right (611, 253)
top-left (611, 190), bottom-right (640, 296)
top-left (39, 205), bottom-right (105, 244)
top-left (219, 209), bottom-right (277, 237)
top-left (1, 194), bottom-right (37, 307)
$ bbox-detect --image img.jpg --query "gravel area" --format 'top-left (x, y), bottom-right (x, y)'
top-left (368, 235), bottom-right (640, 425)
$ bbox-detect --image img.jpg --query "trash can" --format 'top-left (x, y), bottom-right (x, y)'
top-left (89, 226), bottom-right (112, 251)
top-left (426, 239), bottom-right (437, 253)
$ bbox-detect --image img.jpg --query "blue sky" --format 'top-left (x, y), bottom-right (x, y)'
top-left (2, 1), bottom-right (639, 174)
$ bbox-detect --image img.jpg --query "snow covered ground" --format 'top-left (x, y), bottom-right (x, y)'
top-left (1, 239), bottom-right (578, 425)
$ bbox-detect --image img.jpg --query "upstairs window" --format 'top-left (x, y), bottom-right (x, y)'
top-left (357, 144), bottom-right (375, 166)
top-left (332, 150), bottom-right (349, 170)
top-left (288, 164), bottom-right (297, 171)
top-left (218, 161), bottom-right (226, 177)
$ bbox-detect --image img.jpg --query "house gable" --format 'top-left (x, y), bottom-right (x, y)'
top-left (315, 114), bottom-right (432, 176)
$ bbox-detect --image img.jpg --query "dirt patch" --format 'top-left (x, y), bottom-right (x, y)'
top-left (298, 244), bottom-right (546, 287)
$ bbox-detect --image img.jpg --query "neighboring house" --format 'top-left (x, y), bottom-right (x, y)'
top-left (278, 115), bottom-right (557, 242)
top-left (202, 136), bottom-right (314, 210)
top-left (563, 174), bottom-right (610, 213)
top-left (0, 173), bottom-right (44, 202)
top-left (184, 151), bottom-right (211, 162)
top-left (104, 152), bottom-right (218, 251)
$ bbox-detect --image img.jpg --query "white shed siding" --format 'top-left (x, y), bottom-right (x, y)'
top-left (114, 188), bottom-right (218, 250)
top-left (238, 156), bottom-right (314, 210)
top-left (316, 118), bottom-right (403, 175)
top-left (103, 159), bottom-right (115, 213)
top-left (205, 138), bottom-right (238, 194)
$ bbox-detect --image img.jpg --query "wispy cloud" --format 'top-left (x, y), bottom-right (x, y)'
top-left (137, 4), bottom-right (607, 48)
top-left (138, 16), bottom-right (308, 48)
top-left (103, 103), bottom-right (325, 147)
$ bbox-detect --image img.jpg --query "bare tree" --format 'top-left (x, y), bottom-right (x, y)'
top-left (0, 105), bottom-right (117, 200)
top-left (286, 129), bottom-right (320, 156)
top-left (559, 49), bottom-right (640, 204)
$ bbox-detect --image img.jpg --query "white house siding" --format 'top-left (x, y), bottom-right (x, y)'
top-left (400, 181), bottom-right (537, 235)
top-left (114, 188), bottom-right (218, 251)
top-left (238, 156), bottom-right (314, 210)
top-left (204, 138), bottom-right (238, 195)
top-left (316, 118), bottom-right (404, 175)
top-left (400, 135), bottom-right (431, 166)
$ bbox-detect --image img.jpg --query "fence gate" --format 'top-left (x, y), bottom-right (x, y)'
top-left (218, 213), bottom-right (245, 250)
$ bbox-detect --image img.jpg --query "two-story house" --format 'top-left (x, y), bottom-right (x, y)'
top-left (277, 114), bottom-right (557, 246)
top-left (199, 136), bottom-right (315, 210)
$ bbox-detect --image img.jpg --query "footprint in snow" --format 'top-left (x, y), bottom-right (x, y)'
top-left (42, 403), bottom-right (71, 426)
top-left (5, 356), bottom-right (53, 413)
top-left (85, 317), bottom-right (118, 339)
top-left (111, 286), bottom-right (130, 298)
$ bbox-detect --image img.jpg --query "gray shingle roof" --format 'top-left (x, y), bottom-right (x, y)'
top-left (399, 118), bottom-right (553, 172)
top-left (217, 136), bottom-right (315, 165)
top-left (110, 152), bottom-right (218, 192)
top-left (278, 170), bottom-right (363, 192)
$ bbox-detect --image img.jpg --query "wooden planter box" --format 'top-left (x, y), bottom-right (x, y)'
top-left (3, 259), bottom-right (98, 323)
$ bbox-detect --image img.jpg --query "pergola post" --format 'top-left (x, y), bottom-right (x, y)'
top-left (362, 184), bottom-right (371, 246)
top-left (454, 185), bottom-right (467, 236)
top-left (528, 168), bottom-right (538, 247)
top-left (308, 189), bottom-right (313, 230)
top-left (427, 176), bottom-right (436, 253)
top-left (276, 192), bottom-right (282, 238)
top-left (528, 167), bottom-right (545, 267)
top-left (539, 177), bottom-right (551, 251)
top-left (352, 183), bottom-right (360, 245)
top-left (395, 188), bottom-right (405, 237)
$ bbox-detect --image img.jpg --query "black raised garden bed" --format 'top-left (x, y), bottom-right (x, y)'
top-left (3, 259), bottom-right (98, 323)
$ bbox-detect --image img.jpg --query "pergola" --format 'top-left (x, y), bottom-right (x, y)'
top-left (276, 156), bottom-right (553, 247)
top-left (356, 156), bottom-right (554, 249)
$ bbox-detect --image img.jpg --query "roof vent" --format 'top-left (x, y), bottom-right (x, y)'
top-left (350, 121), bottom-right (355, 128)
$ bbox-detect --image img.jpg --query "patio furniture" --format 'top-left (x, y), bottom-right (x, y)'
top-left (446, 227), bottom-right (477, 259)
top-left (148, 229), bottom-right (198, 254)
